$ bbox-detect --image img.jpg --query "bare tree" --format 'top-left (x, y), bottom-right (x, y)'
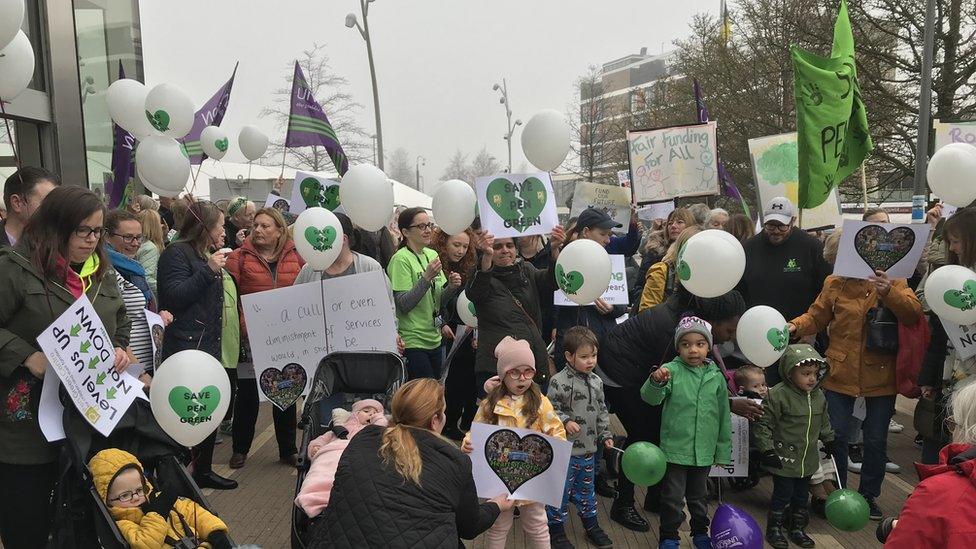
top-left (260, 44), bottom-right (371, 172)
top-left (442, 149), bottom-right (470, 181)
top-left (469, 147), bottom-right (502, 179)
top-left (386, 147), bottom-right (416, 187)
top-left (566, 65), bottom-right (627, 183)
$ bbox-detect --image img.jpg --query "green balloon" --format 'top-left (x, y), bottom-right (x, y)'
top-left (621, 442), bottom-right (667, 487)
top-left (825, 489), bottom-right (870, 532)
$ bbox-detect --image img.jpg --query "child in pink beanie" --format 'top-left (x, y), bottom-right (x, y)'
top-left (296, 399), bottom-right (388, 517)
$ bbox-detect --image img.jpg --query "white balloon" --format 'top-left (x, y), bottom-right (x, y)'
top-left (107, 79), bottom-right (156, 137)
top-left (521, 109), bottom-right (571, 172)
top-left (200, 125), bottom-right (230, 160)
top-left (294, 207), bottom-right (344, 270)
top-left (457, 290), bottom-right (478, 328)
top-left (150, 350), bottom-right (231, 447)
top-left (135, 136), bottom-right (190, 197)
top-left (555, 239), bottom-right (612, 305)
top-left (924, 264), bottom-right (976, 325)
top-left (432, 179), bottom-right (476, 235)
top-left (678, 229), bottom-right (746, 298)
top-left (0, 0), bottom-right (24, 52)
top-left (736, 305), bottom-right (790, 368)
top-left (927, 143), bottom-right (976, 208)
top-left (339, 164), bottom-right (394, 231)
top-left (144, 83), bottom-right (195, 139)
top-left (0, 31), bottom-right (34, 102)
top-left (239, 125), bottom-right (269, 161)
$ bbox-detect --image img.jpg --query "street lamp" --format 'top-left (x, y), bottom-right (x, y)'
top-left (415, 155), bottom-right (426, 191)
top-left (492, 78), bottom-right (522, 172)
top-left (346, 0), bottom-right (384, 170)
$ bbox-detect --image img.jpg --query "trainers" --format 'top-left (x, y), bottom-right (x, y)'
top-left (867, 498), bottom-right (883, 521)
top-left (888, 419), bottom-right (904, 433)
top-left (914, 434), bottom-right (924, 448)
top-left (848, 457), bottom-right (862, 473)
top-left (692, 534), bottom-right (712, 549)
top-left (550, 529), bottom-right (575, 549)
top-left (658, 540), bottom-right (680, 549)
top-left (585, 525), bottom-right (613, 548)
top-left (885, 461), bottom-right (901, 474)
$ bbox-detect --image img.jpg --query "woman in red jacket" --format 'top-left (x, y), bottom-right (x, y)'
top-left (884, 381), bottom-right (976, 547)
top-left (226, 208), bottom-right (306, 469)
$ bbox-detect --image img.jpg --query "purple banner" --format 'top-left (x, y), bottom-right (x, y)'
top-left (285, 61), bottom-right (349, 175)
top-left (109, 62), bottom-right (135, 208)
top-left (179, 63), bottom-right (237, 165)
top-left (692, 79), bottom-right (752, 219)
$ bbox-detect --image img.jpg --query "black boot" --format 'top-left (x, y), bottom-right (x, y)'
top-left (765, 510), bottom-right (789, 549)
top-left (610, 501), bottom-right (649, 532)
top-left (788, 508), bottom-right (816, 548)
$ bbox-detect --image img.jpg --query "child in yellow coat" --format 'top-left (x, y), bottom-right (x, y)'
top-left (89, 448), bottom-right (231, 549)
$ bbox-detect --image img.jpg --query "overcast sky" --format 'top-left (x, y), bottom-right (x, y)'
top-left (140, 0), bottom-right (718, 191)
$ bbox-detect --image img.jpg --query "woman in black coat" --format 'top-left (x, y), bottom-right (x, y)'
top-left (311, 379), bottom-right (512, 548)
top-left (157, 200), bottom-right (237, 490)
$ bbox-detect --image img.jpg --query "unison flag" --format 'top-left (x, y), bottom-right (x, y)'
top-left (285, 61), bottom-right (349, 175)
top-left (180, 63), bottom-right (237, 164)
top-left (693, 78), bottom-right (752, 219)
top-left (792, 0), bottom-right (872, 209)
top-left (109, 62), bottom-right (135, 208)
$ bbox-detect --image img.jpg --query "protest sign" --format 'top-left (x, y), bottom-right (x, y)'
top-left (289, 171), bottom-right (341, 215)
top-left (748, 132), bottom-right (841, 230)
top-left (144, 309), bottom-right (164, 372)
top-left (627, 122), bottom-right (719, 203)
top-left (636, 200), bottom-right (675, 223)
top-left (570, 182), bottom-right (632, 234)
top-left (35, 296), bottom-right (142, 436)
top-left (265, 193), bottom-right (291, 214)
top-left (934, 119), bottom-right (976, 151)
top-left (555, 255), bottom-right (628, 306)
top-left (941, 318), bottom-right (976, 361)
top-left (320, 270), bottom-right (398, 355)
top-left (469, 422), bottom-right (572, 507)
top-left (617, 169), bottom-right (631, 187)
top-left (832, 219), bottom-right (929, 280)
top-left (710, 411), bottom-right (749, 478)
top-left (475, 172), bottom-right (559, 238)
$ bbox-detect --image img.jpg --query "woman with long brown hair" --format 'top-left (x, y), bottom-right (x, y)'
top-left (311, 379), bottom-right (511, 548)
top-left (135, 208), bottom-right (165, 297)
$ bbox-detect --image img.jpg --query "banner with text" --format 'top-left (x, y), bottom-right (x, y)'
top-left (569, 182), bottom-right (632, 234)
top-left (475, 172), bottom-right (558, 238)
top-left (289, 171), bottom-right (341, 215)
top-left (627, 121), bottom-right (719, 203)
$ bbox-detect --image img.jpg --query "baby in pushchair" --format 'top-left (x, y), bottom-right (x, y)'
top-left (89, 448), bottom-right (232, 549)
top-left (295, 398), bottom-right (389, 517)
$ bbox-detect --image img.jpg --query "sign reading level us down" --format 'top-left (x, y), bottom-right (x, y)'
top-left (36, 295), bottom-right (141, 436)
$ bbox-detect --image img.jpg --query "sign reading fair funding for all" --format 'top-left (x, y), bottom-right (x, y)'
top-left (627, 121), bottom-right (719, 203)
top-left (36, 295), bottom-right (142, 436)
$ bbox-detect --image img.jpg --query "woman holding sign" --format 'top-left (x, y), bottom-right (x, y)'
top-left (226, 208), bottom-right (305, 469)
top-left (0, 186), bottom-right (131, 549)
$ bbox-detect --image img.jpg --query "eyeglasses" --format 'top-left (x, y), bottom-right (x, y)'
top-left (763, 222), bottom-right (791, 233)
top-left (112, 233), bottom-right (143, 244)
top-left (74, 226), bottom-right (105, 239)
top-left (109, 486), bottom-right (145, 503)
top-left (409, 223), bottom-right (435, 231)
top-left (506, 368), bottom-right (536, 380)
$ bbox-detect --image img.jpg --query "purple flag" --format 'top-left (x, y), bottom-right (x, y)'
top-left (692, 79), bottom-right (752, 219)
top-left (285, 61), bottom-right (349, 175)
top-left (109, 62), bottom-right (136, 208)
top-left (180, 63), bottom-right (237, 164)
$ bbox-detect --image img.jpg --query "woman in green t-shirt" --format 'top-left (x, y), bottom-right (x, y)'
top-left (387, 207), bottom-right (460, 379)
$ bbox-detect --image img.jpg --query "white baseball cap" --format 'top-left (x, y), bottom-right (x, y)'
top-left (764, 197), bottom-right (795, 225)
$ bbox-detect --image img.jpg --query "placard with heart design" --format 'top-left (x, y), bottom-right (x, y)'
top-left (258, 363), bottom-right (308, 410)
top-left (290, 171), bottom-right (341, 215)
top-left (475, 173), bottom-right (558, 239)
top-left (853, 225), bottom-right (916, 272)
top-left (484, 428), bottom-right (555, 493)
top-left (833, 220), bottom-right (929, 281)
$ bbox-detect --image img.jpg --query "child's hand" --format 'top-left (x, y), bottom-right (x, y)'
top-left (604, 438), bottom-right (614, 449)
top-left (650, 366), bottom-right (670, 384)
top-left (565, 420), bottom-right (581, 436)
top-left (461, 439), bottom-right (473, 454)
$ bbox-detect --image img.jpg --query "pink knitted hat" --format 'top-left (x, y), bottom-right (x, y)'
top-left (352, 398), bottom-right (384, 415)
top-left (494, 336), bottom-right (535, 378)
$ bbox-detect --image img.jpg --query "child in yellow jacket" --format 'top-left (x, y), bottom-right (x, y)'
top-left (462, 336), bottom-right (566, 549)
top-left (89, 448), bottom-right (231, 549)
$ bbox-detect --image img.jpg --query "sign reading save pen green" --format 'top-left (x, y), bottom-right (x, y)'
top-left (474, 172), bottom-right (559, 239)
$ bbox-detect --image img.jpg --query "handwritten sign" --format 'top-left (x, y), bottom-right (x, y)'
top-left (469, 422), bottom-right (572, 507)
top-left (942, 318), bottom-right (976, 361)
top-left (832, 220), bottom-right (929, 280)
top-left (289, 171), bottom-right (341, 215)
top-left (710, 412), bottom-right (749, 478)
top-left (35, 296), bottom-right (141, 436)
top-left (617, 169), bottom-right (631, 187)
top-left (555, 255), bottom-right (628, 306)
top-left (570, 182), bottom-right (632, 234)
top-left (636, 200), bottom-right (676, 222)
top-left (144, 309), bottom-right (164, 372)
top-left (475, 172), bottom-right (558, 239)
top-left (628, 122), bottom-right (719, 203)
top-left (934, 119), bottom-right (976, 151)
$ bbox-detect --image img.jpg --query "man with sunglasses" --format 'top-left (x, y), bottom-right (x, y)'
top-left (739, 197), bottom-right (830, 385)
top-left (1, 167), bottom-right (60, 247)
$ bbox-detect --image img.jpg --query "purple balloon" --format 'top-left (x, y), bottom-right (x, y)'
top-left (710, 503), bottom-right (763, 549)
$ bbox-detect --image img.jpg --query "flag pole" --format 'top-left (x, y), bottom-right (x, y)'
top-left (279, 146), bottom-right (288, 178)
top-left (860, 165), bottom-right (868, 213)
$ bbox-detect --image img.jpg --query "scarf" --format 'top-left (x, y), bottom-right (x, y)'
top-left (57, 254), bottom-right (100, 299)
top-left (107, 245), bottom-right (156, 310)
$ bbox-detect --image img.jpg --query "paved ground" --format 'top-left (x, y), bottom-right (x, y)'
top-left (207, 398), bottom-right (923, 548)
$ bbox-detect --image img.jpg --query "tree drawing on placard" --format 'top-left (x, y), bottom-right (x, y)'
top-left (756, 140), bottom-right (799, 203)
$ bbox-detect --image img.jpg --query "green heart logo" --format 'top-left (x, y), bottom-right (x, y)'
top-left (304, 225), bottom-right (337, 252)
top-left (167, 385), bottom-right (221, 425)
top-left (467, 301), bottom-right (477, 317)
top-left (299, 177), bottom-right (325, 208)
top-left (322, 184), bottom-right (341, 211)
top-left (146, 109), bottom-right (170, 132)
top-left (214, 137), bottom-right (228, 152)
top-left (944, 279), bottom-right (976, 311)
top-left (677, 260), bottom-right (691, 281)
top-left (766, 326), bottom-right (789, 351)
top-left (556, 264), bottom-right (585, 295)
top-left (485, 177), bottom-right (547, 233)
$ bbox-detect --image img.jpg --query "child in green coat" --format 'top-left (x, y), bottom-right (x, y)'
top-left (641, 316), bottom-right (731, 549)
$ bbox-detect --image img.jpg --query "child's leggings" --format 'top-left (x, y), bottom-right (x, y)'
top-left (485, 502), bottom-right (549, 549)
top-left (546, 453), bottom-right (598, 527)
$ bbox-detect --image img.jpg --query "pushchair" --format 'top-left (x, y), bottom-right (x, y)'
top-left (290, 351), bottom-right (406, 549)
top-left (52, 391), bottom-right (234, 549)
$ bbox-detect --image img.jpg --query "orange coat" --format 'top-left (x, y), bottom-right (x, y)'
top-left (790, 275), bottom-right (922, 397)
top-left (226, 238), bottom-right (305, 342)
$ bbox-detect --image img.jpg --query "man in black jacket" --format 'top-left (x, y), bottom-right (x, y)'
top-left (0, 167), bottom-right (60, 247)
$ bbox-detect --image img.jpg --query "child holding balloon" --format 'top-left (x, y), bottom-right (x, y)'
top-left (641, 316), bottom-right (731, 549)
top-left (462, 336), bottom-right (566, 549)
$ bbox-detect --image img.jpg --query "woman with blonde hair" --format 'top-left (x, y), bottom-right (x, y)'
top-left (638, 226), bottom-right (701, 312)
top-left (310, 379), bottom-right (512, 548)
top-left (135, 209), bottom-right (165, 297)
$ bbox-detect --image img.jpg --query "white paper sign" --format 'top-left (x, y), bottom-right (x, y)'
top-left (144, 309), bottom-right (164, 372)
top-left (617, 169), bottom-right (631, 187)
top-left (941, 318), bottom-right (976, 360)
top-left (475, 172), bottom-right (559, 239)
top-left (35, 295), bottom-right (142, 436)
top-left (710, 412), bottom-right (749, 477)
top-left (554, 255), bottom-right (628, 306)
top-left (39, 372), bottom-right (65, 442)
top-left (636, 200), bottom-right (676, 222)
top-left (628, 122), bottom-right (719, 203)
top-left (832, 220), bottom-right (929, 280)
top-left (569, 182), bottom-right (632, 234)
top-left (289, 171), bottom-right (341, 215)
top-left (470, 422), bottom-right (572, 507)
top-left (264, 193), bottom-right (291, 214)
top-left (321, 270), bottom-right (398, 354)
top-left (934, 119), bottom-right (976, 151)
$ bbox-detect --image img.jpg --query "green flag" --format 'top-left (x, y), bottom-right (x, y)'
top-left (792, 0), bottom-right (872, 209)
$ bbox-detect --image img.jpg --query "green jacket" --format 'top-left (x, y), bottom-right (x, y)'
top-left (0, 246), bottom-right (131, 464)
top-left (755, 344), bottom-right (835, 478)
top-left (641, 357), bottom-right (732, 467)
